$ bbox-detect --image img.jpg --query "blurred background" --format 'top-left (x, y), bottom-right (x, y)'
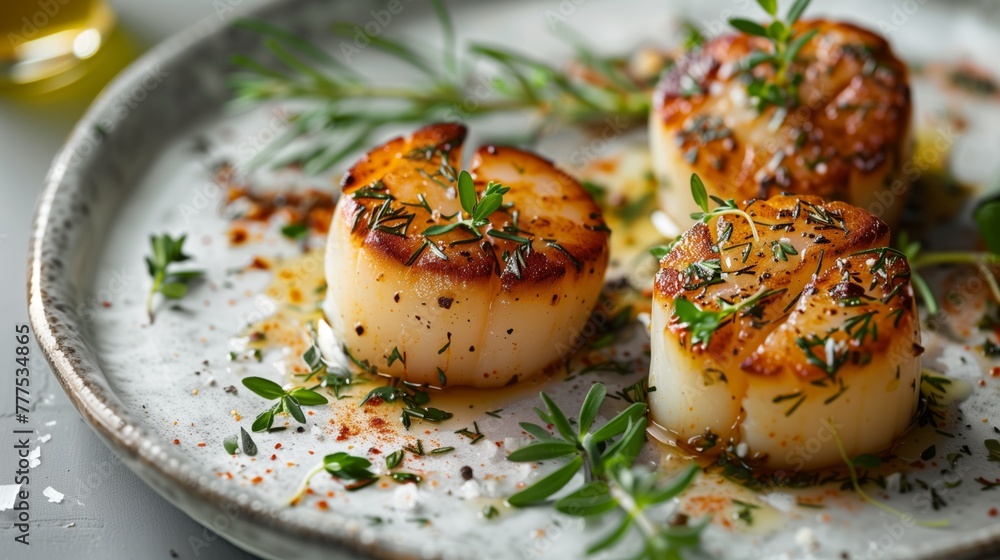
top-left (0, 1), bottom-right (263, 558)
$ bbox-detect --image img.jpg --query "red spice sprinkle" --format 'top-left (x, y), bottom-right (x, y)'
top-left (251, 476), bottom-right (263, 484)
top-left (368, 447), bottom-right (382, 455)
top-left (337, 426), bottom-right (351, 441)
top-left (275, 443), bottom-right (282, 449)
top-left (317, 501), bottom-right (329, 510)
top-left (197, 443), bottom-right (206, 447)
top-left (990, 508), bottom-right (998, 517)
top-left (271, 454), bottom-right (277, 461)
top-left (173, 439), bottom-right (180, 445)
top-left (101, 301), bottom-right (112, 308)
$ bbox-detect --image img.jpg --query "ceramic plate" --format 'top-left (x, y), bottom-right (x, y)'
top-left (28, 0), bottom-right (1000, 558)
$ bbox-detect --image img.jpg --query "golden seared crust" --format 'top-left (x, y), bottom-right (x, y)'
top-left (654, 19), bottom-right (911, 203)
top-left (337, 123), bottom-right (609, 289)
top-left (654, 195), bottom-right (890, 358)
top-left (741, 249), bottom-right (918, 381)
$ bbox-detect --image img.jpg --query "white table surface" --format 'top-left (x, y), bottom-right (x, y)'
top-left (0, 1), bottom-right (265, 558)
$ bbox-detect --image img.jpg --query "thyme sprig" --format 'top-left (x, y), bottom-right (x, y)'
top-left (507, 384), bottom-right (704, 558)
top-left (360, 377), bottom-right (453, 429)
top-left (730, 0), bottom-right (817, 111)
top-left (673, 287), bottom-right (787, 348)
top-left (144, 234), bottom-right (204, 324)
top-left (689, 174), bottom-right (760, 242)
top-left (242, 376), bottom-right (329, 432)
top-left (289, 451), bottom-right (379, 504)
top-left (230, 3), bottom-right (649, 174)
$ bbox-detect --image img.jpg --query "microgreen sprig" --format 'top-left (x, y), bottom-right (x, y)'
top-left (689, 174), bottom-right (760, 242)
top-left (673, 287), bottom-right (787, 348)
top-left (144, 234), bottom-right (204, 324)
top-left (242, 376), bottom-right (329, 432)
top-left (825, 419), bottom-right (949, 528)
top-left (507, 384), bottom-right (704, 558)
top-left (289, 451), bottom-right (379, 505)
top-left (730, 0), bottom-right (817, 110)
top-left (422, 170), bottom-right (510, 240)
top-left (898, 203), bottom-right (1000, 316)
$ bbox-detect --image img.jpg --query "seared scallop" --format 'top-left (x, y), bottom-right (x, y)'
top-left (649, 193), bottom-right (920, 470)
top-left (322, 123), bottom-right (610, 388)
top-left (651, 19), bottom-right (912, 229)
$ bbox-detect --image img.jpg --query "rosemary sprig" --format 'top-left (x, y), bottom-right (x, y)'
top-left (144, 234), bottom-right (203, 323)
top-left (507, 384), bottom-right (704, 558)
top-left (506, 384), bottom-right (648, 505)
top-left (242, 376), bottom-right (329, 432)
top-left (230, 3), bottom-right (649, 174)
top-left (673, 287), bottom-right (787, 348)
top-left (730, 0), bottom-right (817, 111)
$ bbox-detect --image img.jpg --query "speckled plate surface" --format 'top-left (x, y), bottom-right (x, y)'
top-left (28, 1), bottom-right (1000, 559)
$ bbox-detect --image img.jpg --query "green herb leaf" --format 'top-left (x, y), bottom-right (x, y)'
top-left (422, 221), bottom-right (465, 237)
top-left (729, 18), bottom-right (768, 37)
top-left (323, 452), bottom-right (378, 482)
top-left (159, 282), bottom-right (189, 299)
top-left (591, 402), bottom-right (647, 442)
top-left (646, 463), bottom-right (699, 504)
top-left (458, 170), bottom-right (477, 215)
top-left (386, 450), bottom-right (403, 469)
top-left (390, 472), bottom-right (422, 484)
top-left (288, 387), bottom-right (329, 406)
top-left (690, 174), bottom-right (709, 212)
top-left (223, 435), bottom-right (239, 455)
top-left (787, 0), bottom-right (812, 23)
top-left (240, 427), bottom-right (258, 456)
top-left (280, 223), bottom-right (309, 240)
top-left (252, 407), bottom-right (275, 433)
top-left (540, 392), bottom-right (576, 442)
top-left (577, 383), bottom-right (606, 436)
top-left (506, 455), bottom-right (584, 507)
top-left (519, 422), bottom-right (555, 441)
top-left (974, 198), bottom-right (1000, 254)
top-left (852, 453), bottom-right (881, 468)
top-left (242, 377), bottom-right (286, 400)
top-left (507, 441), bottom-right (579, 462)
top-left (757, 0), bottom-right (777, 16)
top-left (554, 480), bottom-right (616, 517)
top-left (283, 395), bottom-right (306, 423)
